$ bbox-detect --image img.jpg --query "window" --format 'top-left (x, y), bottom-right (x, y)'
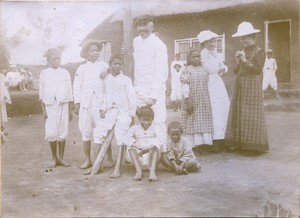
top-left (174, 34), bottom-right (225, 62)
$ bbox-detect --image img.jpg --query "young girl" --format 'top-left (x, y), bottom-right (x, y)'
top-left (39, 48), bottom-right (73, 167)
top-left (181, 49), bottom-right (213, 154)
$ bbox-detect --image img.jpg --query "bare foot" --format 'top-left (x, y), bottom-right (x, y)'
top-left (102, 160), bottom-right (115, 168)
top-left (58, 160), bottom-right (71, 167)
top-left (83, 168), bottom-right (92, 175)
top-left (133, 171), bottom-right (143, 181)
top-left (79, 160), bottom-right (92, 169)
top-left (50, 159), bottom-right (59, 168)
top-left (148, 172), bottom-right (158, 182)
top-left (110, 169), bottom-right (121, 178)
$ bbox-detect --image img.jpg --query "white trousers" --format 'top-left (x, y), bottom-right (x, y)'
top-left (262, 70), bottom-right (278, 90)
top-left (78, 93), bottom-right (102, 142)
top-left (45, 102), bottom-right (69, 142)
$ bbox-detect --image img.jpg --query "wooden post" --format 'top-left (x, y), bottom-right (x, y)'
top-left (123, 3), bottom-right (135, 79)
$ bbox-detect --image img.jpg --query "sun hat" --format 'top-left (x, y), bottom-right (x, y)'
top-left (232, 21), bottom-right (260, 37)
top-left (135, 14), bottom-right (153, 26)
top-left (197, 30), bottom-right (218, 44)
top-left (80, 39), bottom-right (103, 59)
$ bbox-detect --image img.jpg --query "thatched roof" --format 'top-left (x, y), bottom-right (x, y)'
top-left (82, 0), bottom-right (266, 44)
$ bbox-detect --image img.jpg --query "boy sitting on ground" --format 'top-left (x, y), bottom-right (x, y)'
top-left (161, 121), bottom-right (201, 175)
top-left (123, 106), bottom-right (162, 182)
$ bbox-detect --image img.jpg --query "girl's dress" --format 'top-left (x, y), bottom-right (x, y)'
top-left (226, 44), bottom-right (269, 152)
top-left (201, 48), bottom-right (230, 140)
top-left (181, 65), bottom-right (213, 147)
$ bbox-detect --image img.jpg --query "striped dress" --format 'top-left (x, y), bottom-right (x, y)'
top-left (226, 44), bottom-right (269, 152)
top-left (181, 65), bottom-right (213, 146)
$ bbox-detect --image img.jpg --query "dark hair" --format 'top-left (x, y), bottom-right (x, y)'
top-left (109, 55), bottom-right (124, 65)
top-left (136, 106), bottom-right (154, 120)
top-left (186, 49), bottom-right (200, 66)
top-left (167, 121), bottom-right (183, 134)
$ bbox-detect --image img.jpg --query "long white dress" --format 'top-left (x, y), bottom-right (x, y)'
top-left (201, 48), bottom-right (230, 140)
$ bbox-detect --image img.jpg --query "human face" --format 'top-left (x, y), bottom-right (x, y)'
top-left (139, 116), bottom-right (153, 130)
top-left (204, 38), bottom-right (217, 51)
top-left (86, 44), bottom-right (100, 62)
top-left (168, 128), bottom-right (182, 143)
top-left (48, 53), bottom-right (61, 69)
top-left (110, 59), bottom-right (123, 76)
top-left (239, 35), bottom-right (255, 48)
top-left (189, 51), bottom-right (201, 66)
top-left (137, 22), bottom-right (153, 39)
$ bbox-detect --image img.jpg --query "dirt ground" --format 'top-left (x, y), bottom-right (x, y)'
top-left (1, 110), bottom-right (300, 217)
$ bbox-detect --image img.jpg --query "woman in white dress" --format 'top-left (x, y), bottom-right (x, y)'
top-left (197, 30), bottom-right (230, 152)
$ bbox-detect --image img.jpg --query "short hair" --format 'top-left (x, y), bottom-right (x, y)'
top-left (109, 55), bottom-right (124, 65)
top-left (186, 49), bottom-right (200, 66)
top-left (44, 48), bottom-right (62, 62)
top-left (136, 106), bottom-right (154, 120)
top-left (167, 121), bottom-right (183, 133)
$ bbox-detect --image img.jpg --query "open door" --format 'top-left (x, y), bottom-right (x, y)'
top-left (265, 20), bottom-right (291, 83)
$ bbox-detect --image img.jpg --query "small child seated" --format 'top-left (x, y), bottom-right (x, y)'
top-left (123, 106), bottom-right (162, 182)
top-left (161, 121), bottom-right (201, 175)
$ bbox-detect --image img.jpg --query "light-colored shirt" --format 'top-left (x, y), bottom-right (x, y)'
top-left (263, 57), bottom-right (277, 72)
top-left (166, 136), bottom-right (196, 164)
top-left (123, 124), bottom-right (162, 149)
top-left (133, 34), bottom-right (168, 101)
top-left (73, 61), bottom-right (109, 108)
top-left (101, 72), bottom-right (137, 116)
top-left (39, 67), bottom-right (73, 105)
top-left (201, 48), bottom-right (228, 75)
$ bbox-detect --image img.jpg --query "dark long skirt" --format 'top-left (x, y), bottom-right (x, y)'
top-left (225, 75), bottom-right (269, 152)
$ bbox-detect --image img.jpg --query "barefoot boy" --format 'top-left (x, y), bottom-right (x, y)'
top-left (161, 121), bottom-right (201, 174)
top-left (73, 39), bottom-right (109, 169)
top-left (39, 48), bottom-right (73, 168)
top-left (123, 106), bottom-right (161, 182)
top-left (93, 55), bottom-right (136, 178)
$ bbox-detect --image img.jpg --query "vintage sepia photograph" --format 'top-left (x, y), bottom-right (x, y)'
top-left (1, 0), bottom-right (299, 217)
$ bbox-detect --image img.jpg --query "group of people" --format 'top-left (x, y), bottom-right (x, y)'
top-left (4, 65), bottom-right (34, 91)
top-left (37, 16), bottom-right (270, 182)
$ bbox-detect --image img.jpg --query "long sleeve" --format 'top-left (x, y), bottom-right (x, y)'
top-left (126, 78), bottom-right (137, 117)
top-left (273, 59), bottom-right (278, 72)
top-left (73, 67), bottom-right (84, 104)
top-left (66, 72), bottom-right (73, 102)
top-left (39, 71), bottom-right (45, 101)
top-left (179, 138), bottom-right (194, 164)
top-left (241, 48), bottom-right (265, 75)
top-left (150, 42), bottom-right (168, 100)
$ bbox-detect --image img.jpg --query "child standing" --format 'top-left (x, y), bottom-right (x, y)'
top-left (123, 106), bottom-right (162, 182)
top-left (181, 49), bottom-right (213, 154)
top-left (92, 55), bottom-right (136, 178)
top-left (161, 121), bottom-right (201, 174)
top-left (39, 48), bottom-right (73, 167)
top-left (73, 39), bottom-right (109, 169)
top-left (262, 49), bottom-right (280, 99)
top-left (170, 53), bottom-right (184, 111)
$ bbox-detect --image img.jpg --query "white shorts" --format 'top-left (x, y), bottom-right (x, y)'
top-left (45, 101), bottom-right (69, 142)
top-left (93, 108), bottom-right (132, 145)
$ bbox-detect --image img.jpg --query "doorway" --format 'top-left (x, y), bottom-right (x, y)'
top-left (265, 20), bottom-right (291, 83)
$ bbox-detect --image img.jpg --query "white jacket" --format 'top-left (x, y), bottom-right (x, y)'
top-left (39, 67), bottom-right (73, 105)
top-left (133, 34), bottom-right (168, 101)
top-left (73, 61), bottom-right (109, 109)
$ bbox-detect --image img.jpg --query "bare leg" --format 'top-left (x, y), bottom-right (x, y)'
top-left (274, 90), bottom-right (281, 99)
top-left (79, 140), bottom-right (92, 169)
top-left (103, 144), bottom-right (114, 168)
top-left (111, 145), bottom-right (125, 178)
top-left (128, 148), bottom-right (143, 181)
top-left (160, 153), bottom-right (173, 171)
top-left (149, 147), bottom-right (159, 182)
top-left (58, 140), bottom-right (70, 167)
top-left (49, 141), bottom-right (59, 168)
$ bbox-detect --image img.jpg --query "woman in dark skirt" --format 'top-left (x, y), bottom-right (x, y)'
top-left (226, 21), bottom-right (269, 155)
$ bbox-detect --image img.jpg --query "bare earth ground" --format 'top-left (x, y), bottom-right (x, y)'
top-left (1, 110), bottom-right (300, 217)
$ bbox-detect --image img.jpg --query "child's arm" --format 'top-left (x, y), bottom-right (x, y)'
top-left (73, 66), bottom-right (84, 115)
top-left (126, 77), bottom-right (137, 118)
top-left (41, 102), bottom-right (47, 119)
